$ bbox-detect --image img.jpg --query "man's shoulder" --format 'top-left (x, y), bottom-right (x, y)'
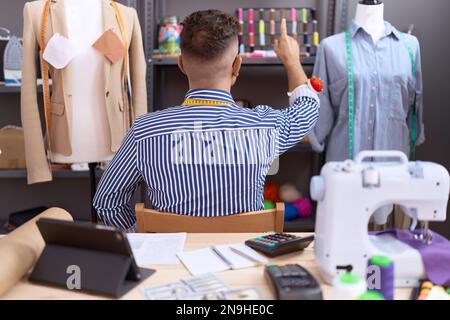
top-left (133, 106), bottom-right (187, 138)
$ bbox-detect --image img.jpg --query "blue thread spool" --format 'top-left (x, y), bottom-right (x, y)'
top-left (284, 203), bottom-right (299, 221)
top-left (368, 255), bottom-right (394, 300)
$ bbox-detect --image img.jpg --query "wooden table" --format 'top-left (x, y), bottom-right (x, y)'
top-left (1, 233), bottom-right (412, 300)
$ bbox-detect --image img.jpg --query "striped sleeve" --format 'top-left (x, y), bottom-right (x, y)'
top-left (93, 125), bottom-right (143, 231)
top-left (255, 85), bottom-right (320, 155)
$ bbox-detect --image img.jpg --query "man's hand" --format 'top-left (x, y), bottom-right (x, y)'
top-left (274, 18), bottom-right (308, 91)
top-left (274, 18), bottom-right (301, 67)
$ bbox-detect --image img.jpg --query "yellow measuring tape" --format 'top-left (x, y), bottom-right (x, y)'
top-left (39, 0), bottom-right (130, 138)
top-left (182, 99), bottom-right (232, 107)
top-left (39, 0), bottom-right (52, 141)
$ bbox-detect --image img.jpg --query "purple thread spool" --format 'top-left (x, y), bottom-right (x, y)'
top-left (368, 255), bottom-right (394, 300)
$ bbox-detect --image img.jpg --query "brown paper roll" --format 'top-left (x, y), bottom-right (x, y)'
top-left (0, 208), bottom-right (73, 297)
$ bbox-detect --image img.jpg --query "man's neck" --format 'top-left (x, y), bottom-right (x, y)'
top-left (188, 81), bottom-right (232, 93)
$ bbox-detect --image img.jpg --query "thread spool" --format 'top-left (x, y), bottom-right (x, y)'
top-left (284, 203), bottom-right (299, 221)
top-left (290, 8), bottom-right (297, 36)
top-left (301, 8), bottom-right (308, 24)
top-left (237, 8), bottom-right (245, 53)
top-left (368, 255), bottom-right (394, 300)
top-left (313, 20), bottom-right (319, 46)
top-left (269, 9), bottom-right (276, 45)
top-left (358, 290), bottom-right (384, 300)
top-left (259, 9), bottom-right (265, 47)
top-left (293, 197), bottom-right (313, 218)
top-left (248, 9), bottom-right (255, 52)
top-left (264, 200), bottom-right (275, 210)
top-left (264, 182), bottom-right (279, 202)
top-left (333, 272), bottom-right (367, 300)
top-left (279, 184), bottom-right (302, 203)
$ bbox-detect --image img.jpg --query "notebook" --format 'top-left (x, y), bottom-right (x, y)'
top-left (177, 243), bottom-right (267, 276)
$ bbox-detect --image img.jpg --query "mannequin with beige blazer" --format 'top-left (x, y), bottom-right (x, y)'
top-left (21, 0), bottom-right (147, 184)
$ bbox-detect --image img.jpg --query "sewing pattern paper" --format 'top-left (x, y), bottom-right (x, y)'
top-left (92, 29), bottom-right (125, 64)
top-left (42, 33), bottom-right (79, 69)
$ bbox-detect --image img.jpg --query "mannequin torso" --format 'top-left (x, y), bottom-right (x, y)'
top-left (354, 3), bottom-right (385, 44)
top-left (51, 0), bottom-right (114, 164)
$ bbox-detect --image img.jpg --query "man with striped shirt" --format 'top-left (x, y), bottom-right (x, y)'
top-left (94, 10), bottom-right (320, 231)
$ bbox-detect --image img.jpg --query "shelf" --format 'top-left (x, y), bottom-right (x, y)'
top-left (150, 56), bottom-right (316, 66)
top-left (0, 169), bottom-right (104, 179)
top-left (0, 85), bottom-right (21, 93)
top-left (0, 85), bottom-right (44, 94)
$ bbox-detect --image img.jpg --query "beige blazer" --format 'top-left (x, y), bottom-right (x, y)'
top-left (21, 0), bottom-right (147, 184)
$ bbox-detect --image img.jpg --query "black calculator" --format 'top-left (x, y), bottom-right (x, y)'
top-left (245, 233), bottom-right (314, 257)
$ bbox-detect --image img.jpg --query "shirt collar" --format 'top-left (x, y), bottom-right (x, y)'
top-left (184, 89), bottom-right (236, 105)
top-left (351, 20), bottom-right (401, 40)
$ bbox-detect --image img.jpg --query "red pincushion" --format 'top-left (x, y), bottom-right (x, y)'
top-left (309, 76), bottom-right (323, 93)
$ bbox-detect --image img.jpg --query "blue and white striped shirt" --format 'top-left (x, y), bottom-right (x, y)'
top-left (94, 86), bottom-right (319, 230)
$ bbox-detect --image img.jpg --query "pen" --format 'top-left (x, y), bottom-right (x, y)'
top-left (211, 246), bottom-right (234, 268)
top-left (230, 246), bottom-right (263, 265)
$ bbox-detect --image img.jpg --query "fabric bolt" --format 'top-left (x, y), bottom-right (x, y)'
top-left (309, 20), bottom-right (424, 161)
top-left (94, 87), bottom-right (319, 230)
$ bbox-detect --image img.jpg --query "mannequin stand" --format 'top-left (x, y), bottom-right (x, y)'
top-left (89, 162), bottom-right (99, 223)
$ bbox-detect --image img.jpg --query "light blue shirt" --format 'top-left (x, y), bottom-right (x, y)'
top-left (309, 21), bottom-right (424, 161)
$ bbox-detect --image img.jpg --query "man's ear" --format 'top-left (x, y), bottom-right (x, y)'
top-left (231, 55), bottom-right (242, 86)
top-left (178, 55), bottom-right (187, 75)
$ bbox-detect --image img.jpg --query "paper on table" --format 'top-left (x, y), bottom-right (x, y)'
top-left (177, 248), bottom-right (229, 275)
top-left (43, 33), bottom-right (79, 69)
top-left (220, 243), bottom-right (268, 266)
top-left (127, 233), bottom-right (187, 266)
top-left (177, 244), bottom-right (267, 275)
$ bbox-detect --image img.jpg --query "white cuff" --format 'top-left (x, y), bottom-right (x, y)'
top-left (287, 84), bottom-right (320, 105)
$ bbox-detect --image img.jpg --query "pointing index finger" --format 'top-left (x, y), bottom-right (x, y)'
top-left (280, 18), bottom-right (287, 37)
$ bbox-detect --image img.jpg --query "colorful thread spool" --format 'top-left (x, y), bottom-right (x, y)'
top-left (293, 197), bottom-right (313, 218)
top-left (284, 203), bottom-right (299, 221)
top-left (269, 9), bottom-right (276, 45)
top-left (279, 184), bottom-right (302, 203)
top-left (368, 255), bottom-right (394, 300)
top-left (264, 200), bottom-right (275, 210)
top-left (358, 290), bottom-right (384, 300)
top-left (264, 182), bottom-right (279, 202)
top-left (237, 8), bottom-right (245, 53)
top-left (333, 272), bottom-right (367, 300)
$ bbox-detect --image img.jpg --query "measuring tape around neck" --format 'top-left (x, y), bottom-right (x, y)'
top-left (344, 29), bottom-right (417, 160)
top-left (182, 98), bottom-right (232, 107)
top-left (39, 0), bottom-right (130, 138)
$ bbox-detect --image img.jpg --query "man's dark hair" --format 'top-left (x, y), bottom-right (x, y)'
top-left (180, 10), bottom-right (239, 61)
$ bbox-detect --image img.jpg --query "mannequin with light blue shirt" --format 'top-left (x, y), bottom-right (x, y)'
top-left (308, 0), bottom-right (425, 163)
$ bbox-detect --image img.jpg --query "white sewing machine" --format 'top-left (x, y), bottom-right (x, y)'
top-left (311, 151), bottom-right (450, 287)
